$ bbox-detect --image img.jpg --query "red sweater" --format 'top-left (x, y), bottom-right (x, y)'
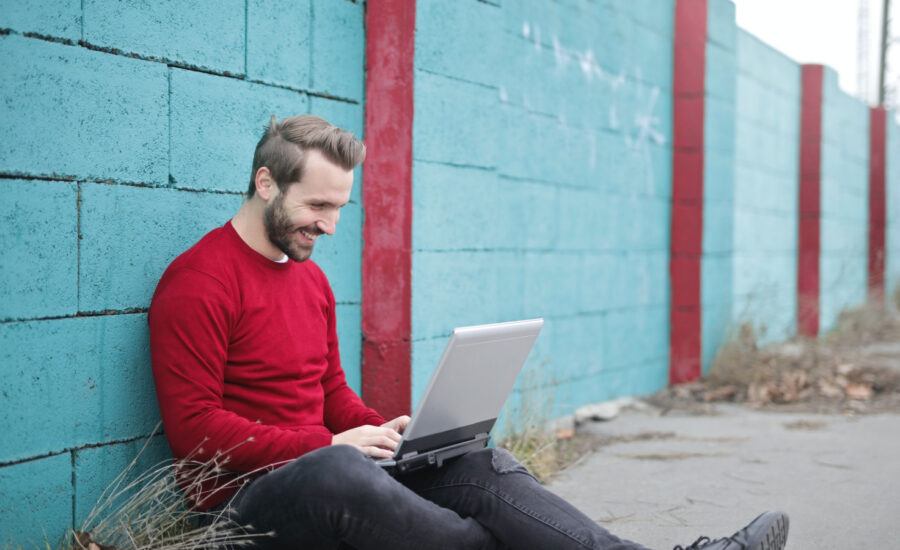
top-left (149, 221), bottom-right (385, 509)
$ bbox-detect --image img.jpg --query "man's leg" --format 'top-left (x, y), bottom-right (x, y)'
top-left (227, 445), bottom-right (504, 550)
top-left (398, 448), bottom-right (650, 550)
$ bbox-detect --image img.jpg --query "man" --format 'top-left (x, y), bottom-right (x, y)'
top-left (149, 114), bottom-right (789, 550)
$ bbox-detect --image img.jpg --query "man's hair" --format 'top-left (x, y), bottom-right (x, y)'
top-left (247, 114), bottom-right (366, 197)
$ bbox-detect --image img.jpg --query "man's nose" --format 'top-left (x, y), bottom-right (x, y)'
top-left (317, 215), bottom-right (337, 236)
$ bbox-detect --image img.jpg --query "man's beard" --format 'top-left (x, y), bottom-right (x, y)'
top-left (263, 193), bottom-right (320, 262)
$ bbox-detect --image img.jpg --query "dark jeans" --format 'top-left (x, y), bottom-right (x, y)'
top-left (216, 445), bottom-right (648, 550)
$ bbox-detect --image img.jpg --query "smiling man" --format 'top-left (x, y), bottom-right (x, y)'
top-left (148, 115), bottom-right (789, 550)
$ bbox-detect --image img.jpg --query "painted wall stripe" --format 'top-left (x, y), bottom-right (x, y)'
top-left (670, 0), bottom-right (707, 384)
top-left (362, 1), bottom-right (415, 419)
top-left (869, 107), bottom-right (888, 304)
top-left (798, 64), bottom-right (823, 336)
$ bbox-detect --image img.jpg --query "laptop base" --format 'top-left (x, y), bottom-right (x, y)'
top-left (378, 432), bottom-right (491, 475)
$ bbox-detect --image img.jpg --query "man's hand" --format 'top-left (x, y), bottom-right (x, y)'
top-left (381, 415), bottom-right (410, 434)
top-left (331, 424), bottom-right (403, 458)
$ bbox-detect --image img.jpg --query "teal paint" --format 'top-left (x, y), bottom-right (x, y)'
top-left (0, 179), bottom-right (78, 320)
top-left (73, 436), bottom-right (172, 527)
top-left (335, 304), bottom-right (362, 394)
top-left (0, 34), bottom-right (168, 183)
top-left (309, 0), bottom-right (365, 101)
top-left (78, 184), bottom-right (242, 311)
top-left (0, 454), bottom-right (73, 548)
top-left (247, 0), bottom-right (312, 90)
top-left (0, 0), bottom-right (82, 40)
top-left (819, 68), bottom-right (869, 333)
top-left (731, 30), bottom-right (800, 344)
top-left (168, 68), bottom-right (309, 192)
top-left (0, 315), bottom-right (159, 463)
top-left (1, 0), bottom-right (367, 542)
top-left (412, 1), bottom-right (675, 420)
top-left (701, 0), bottom-right (737, 372)
top-left (82, 0), bottom-right (245, 74)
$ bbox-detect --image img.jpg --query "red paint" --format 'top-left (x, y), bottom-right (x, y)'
top-left (362, 0), bottom-right (415, 419)
top-left (797, 65), bottom-right (824, 336)
top-left (670, 0), bottom-right (707, 384)
top-left (868, 107), bottom-right (887, 304)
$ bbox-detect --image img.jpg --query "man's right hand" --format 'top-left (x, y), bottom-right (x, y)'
top-left (331, 425), bottom-right (402, 458)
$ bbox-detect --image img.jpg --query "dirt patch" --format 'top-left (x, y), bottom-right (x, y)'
top-left (646, 305), bottom-right (900, 415)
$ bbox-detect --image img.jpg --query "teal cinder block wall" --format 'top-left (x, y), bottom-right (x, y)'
top-left (887, 116), bottom-right (900, 307)
top-left (819, 69), bottom-right (870, 333)
top-left (732, 30), bottom-right (801, 344)
top-left (701, 0), bottom-right (737, 372)
top-left (412, 0), bottom-right (675, 429)
top-left (0, 0), bottom-right (365, 544)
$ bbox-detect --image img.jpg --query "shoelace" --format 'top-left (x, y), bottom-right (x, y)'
top-left (673, 536), bottom-right (711, 550)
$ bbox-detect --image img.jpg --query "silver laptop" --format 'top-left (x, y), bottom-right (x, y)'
top-left (377, 318), bottom-right (544, 474)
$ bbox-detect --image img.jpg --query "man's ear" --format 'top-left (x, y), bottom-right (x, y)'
top-left (255, 167), bottom-right (276, 201)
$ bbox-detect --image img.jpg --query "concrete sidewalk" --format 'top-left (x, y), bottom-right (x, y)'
top-left (547, 403), bottom-right (899, 550)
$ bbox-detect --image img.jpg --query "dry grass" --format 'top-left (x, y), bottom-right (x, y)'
top-left (650, 302), bottom-right (900, 413)
top-left (8, 433), bottom-right (275, 550)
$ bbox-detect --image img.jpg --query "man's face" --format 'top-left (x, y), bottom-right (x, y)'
top-left (263, 149), bottom-right (354, 262)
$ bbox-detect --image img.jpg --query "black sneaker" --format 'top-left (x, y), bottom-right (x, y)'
top-left (673, 511), bottom-right (789, 550)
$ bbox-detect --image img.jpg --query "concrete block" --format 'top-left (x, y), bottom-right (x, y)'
top-left (703, 200), bottom-right (734, 254)
top-left (544, 315), bottom-right (606, 383)
top-left (578, 253), bottom-right (614, 313)
top-left (247, 0), bottom-right (312, 89)
top-left (336, 304), bottom-right (361, 394)
top-left (704, 97), bottom-right (735, 154)
top-left (557, 188), bottom-right (604, 251)
top-left (704, 150), bottom-right (735, 204)
top-left (706, 0), bottom-right (736, 52)
top-left (79, 184), bottom-right (241, 311)
top-left (412, 251), bottom-right (524, 339)
top-left (630, 23), bottom-right (673, 89)
top-left (630, 0), bottom-right (675, 37)
top-left (701, 253), bottom-right (733, 307)
top-left (412, 162), bottom-right (510, 251)
top-left (705, 42), bottom-right (736, 101)
top-left (0, 180), bottom-right (77, 320)
top-left (524, 253), bottom-right (579, 317)
top-left (310, 0), bottom-right (364, 101)
top-left (414, 71), bottom-right (501, 169)
top-left (0, 315), bottom-right (158, 463)
top-left (0, 0), bottom-right (81, 40)
top-left (309, 97), bottom-right (364, 203)
top-left (83, 0), bottom-right (244, 74)
top-left (312, 201), bottom-right (361, 303)
top-left (0, 454), bottom-right (73, 548)
top-left (415, 0), bottom-right (503, 87)
top-left (169, 68), bottom-right (309, 192)
top-left (73, 436), bottom-right (172, 526)
top-left (0, 34), bottom-right (167, 184)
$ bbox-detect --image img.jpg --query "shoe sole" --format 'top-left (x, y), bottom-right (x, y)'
top-left (750, 511), bottom-right (790, 550)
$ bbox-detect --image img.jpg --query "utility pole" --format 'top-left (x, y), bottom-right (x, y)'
top-left (878, 0), bottom-right (892, 105)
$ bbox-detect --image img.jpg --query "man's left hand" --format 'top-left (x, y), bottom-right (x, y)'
top-left (381, 415), bottom-right (410, 434)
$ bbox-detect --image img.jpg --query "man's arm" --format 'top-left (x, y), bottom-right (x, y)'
top-left (149, 268), bottom-right (334, 472)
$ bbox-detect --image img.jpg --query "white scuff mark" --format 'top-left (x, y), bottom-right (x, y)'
top-left (609, 70), bottom-right (626, 91)
top-left (576, 49), bottom-right (596, 80)
top-left (499, 86), bottom-right (508, 102)
top-left (522, 21), bottom-right (531, 38)
top-left (553, 36), bottom-right (567, 67)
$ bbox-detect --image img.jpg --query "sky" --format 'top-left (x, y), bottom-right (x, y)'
top-left (732, 0), bottom-right (899, 106)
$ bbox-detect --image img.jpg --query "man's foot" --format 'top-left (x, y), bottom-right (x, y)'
top-left (674, 511), bottom-right (789, 550)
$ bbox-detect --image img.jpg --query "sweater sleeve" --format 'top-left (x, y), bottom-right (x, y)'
top-left (319, 279), bottom-right (387, 432)
top-left (149, 268), bottom-right (334, 473)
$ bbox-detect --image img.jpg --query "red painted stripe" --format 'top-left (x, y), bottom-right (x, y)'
top-left (797, 65), bottom-right (824, 336)
top-left (669, 0), bottom-right (707, 384)
top-left (362, 1), bottom-right (415, 419)
top-left (868, 107), bottom-right (887, 303)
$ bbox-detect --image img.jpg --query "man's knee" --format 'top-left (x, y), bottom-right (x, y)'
top-left (452, 447), bottom-right (537, 480)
